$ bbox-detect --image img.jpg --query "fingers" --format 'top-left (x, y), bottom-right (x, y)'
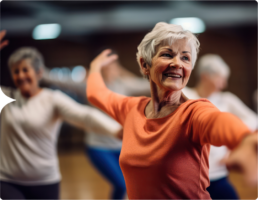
top-left (0, 30), bottom-right (7, 41)
top-left (89, 49), bottom-right (118, 73)
top-left (225, 159), bottom-right (244, 173)
top-left (100, 49), bottom-right (118, 63)
top-left (105, 54), bottom-right (118, 65)
top-left (101, 49), bottom-right (112, 56)
top-left (0, 30), bottom-right (8, 50)
top-left (0, 40), bottom-right (9, 50)
top-left (225, 135), bottom-right (258, 186)
top-left (226, 161), bottom-right (257, 186)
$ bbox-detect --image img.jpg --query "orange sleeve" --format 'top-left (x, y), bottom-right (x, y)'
top-left (87, 73), bottom-right (143, 125)
top-left (187, 101), bottom-right (251, 150)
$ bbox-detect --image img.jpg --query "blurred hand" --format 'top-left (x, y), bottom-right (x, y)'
top-left (89, 49), bottom-right (118, 74)
top-left (0, 30), bottom-right (9, 50)
top-left (221, 132), bottom-right (258, 186)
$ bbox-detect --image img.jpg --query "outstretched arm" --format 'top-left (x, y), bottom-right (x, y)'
top-left (189, 101), bottom-right (257, 186)
top-left (41, 68), bottom-right (87, 100)
top-left (53, 90), bottom-right (122, 137)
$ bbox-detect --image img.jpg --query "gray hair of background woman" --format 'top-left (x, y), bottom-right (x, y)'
top-left (196, 54), bottom-right (231, 78)
top-left (8, 47), bottom-right (45, 73)
top-left (136, 22), bottom-right (200, 78)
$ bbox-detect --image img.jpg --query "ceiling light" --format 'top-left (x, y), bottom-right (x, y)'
top-left (169, 17), bottom-right (205, 33)
top-left (71, 66), bottom-right (86, 82)
top-left (32, 24), bottom-right (61, 40)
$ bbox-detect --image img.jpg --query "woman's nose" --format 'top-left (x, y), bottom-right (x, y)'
top-left (170, 56), bottom-right (182, 69)
top-left (17, 71), bottom-right (25, 79)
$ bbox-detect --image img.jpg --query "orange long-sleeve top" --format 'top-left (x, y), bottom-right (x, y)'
top-left (87, 73), bottom-right (250, 199)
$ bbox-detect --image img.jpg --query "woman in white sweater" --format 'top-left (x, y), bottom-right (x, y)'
top-left (41, 59), bottom-right (150, 199)
top-left (183, 54), bottom-right (257, 199)
top-left (0, 47), bottom-right (121, 199)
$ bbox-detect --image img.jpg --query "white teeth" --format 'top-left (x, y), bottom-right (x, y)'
top-left (165, 74), bottom-right (182, 78)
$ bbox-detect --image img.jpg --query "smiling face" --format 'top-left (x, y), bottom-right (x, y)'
top-left (11, 58), bottom-right (41, 97)
top-left (142, 38), bottom-right (192, 92)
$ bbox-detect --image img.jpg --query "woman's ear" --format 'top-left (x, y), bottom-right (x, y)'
top-left (140, 57), bottom-right (150, 75)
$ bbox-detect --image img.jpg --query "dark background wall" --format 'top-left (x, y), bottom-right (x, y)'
top-left (1, 26), bottom-right (257, 110)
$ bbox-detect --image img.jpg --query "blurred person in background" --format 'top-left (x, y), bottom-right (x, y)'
top-left (42, 55), bottom-right (150, 199)
top-left (0, 40), bottom-right (121, 199)
top-left (183, 54), bottom-right (257, 199)
top-left (86, 22), bottom-right (257, 199)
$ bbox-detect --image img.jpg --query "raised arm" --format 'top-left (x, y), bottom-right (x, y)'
top-left (53, 90), bottom-right (121, 137)
top-left (0, 30), bottom-right (9, 50)
top-left (41, 69), bottom-right (87, 100)
top-left (87, 49), bottom-right (143, 125)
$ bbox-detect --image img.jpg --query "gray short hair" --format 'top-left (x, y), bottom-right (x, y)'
top-left (8, 47), bottom-right (45, 73)
top-left (196, 54), bottom-right (230, 78)
top-left (136, 22), bottom-right (200, 77)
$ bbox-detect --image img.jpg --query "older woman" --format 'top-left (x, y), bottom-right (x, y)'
top-left (41, 59), bottom-right (150, 199)
top-left (87, 22), bottom-right (257, 199)
top-left (183, 54), bottom-right (257, 199)
top-left (0, 47), bottom-right (121, 200)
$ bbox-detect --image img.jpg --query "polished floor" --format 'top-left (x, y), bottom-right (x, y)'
top-left (59, 150), bottom-right (257, 199)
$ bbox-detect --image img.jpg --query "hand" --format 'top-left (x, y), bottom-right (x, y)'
top-left (89, 49), bottom-right (118, 74)
top-left (0, 30), bottom-right (9, 50)
top-left (221, 132), bottom-right (258, 186)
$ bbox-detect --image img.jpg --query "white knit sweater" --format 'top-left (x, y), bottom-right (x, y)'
top-left (0, 87), bottom-right (121, 185)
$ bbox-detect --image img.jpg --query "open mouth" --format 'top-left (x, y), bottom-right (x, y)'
top-left (17, 79), bottom-right (31, 86)
top-left (163, 73), bottom-right (182, 78)
top-left (18, 81), bottom-right (27, 85)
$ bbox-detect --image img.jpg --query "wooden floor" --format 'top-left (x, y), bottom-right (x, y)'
top-left (59, 150), bottom-right (257, 199)
top-left (59, 150), bottom-right (111, 199)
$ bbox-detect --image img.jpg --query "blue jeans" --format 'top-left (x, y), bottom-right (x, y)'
top-left (207, 177), bottom-right (239, 199)
top-left (85, 147), bottom-right (126, 199)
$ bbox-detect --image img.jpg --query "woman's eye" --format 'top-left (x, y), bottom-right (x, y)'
top-left (23, 68), bottom-right (28, 73)
top-left (182, 56), bottom-right (189, 61)
top-left (14, 69), bottom-right (19, 74)
top-left (162, 54), bottom-right (172, 57)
